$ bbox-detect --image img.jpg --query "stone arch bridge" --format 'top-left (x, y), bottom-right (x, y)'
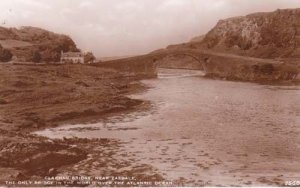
top-left (96, 49), bottom-right (299, 81)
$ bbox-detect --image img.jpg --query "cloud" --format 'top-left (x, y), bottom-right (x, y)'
top-left (79, 1), bottom-right (93, 8)
top-left (0, 0), bottom-right (299, 57)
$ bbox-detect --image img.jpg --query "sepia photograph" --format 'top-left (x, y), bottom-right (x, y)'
top-left (0, 0), bottom-right (299, 187)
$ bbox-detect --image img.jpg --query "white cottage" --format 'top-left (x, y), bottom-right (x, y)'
top-left (60, 51), bottom-right (84, 64)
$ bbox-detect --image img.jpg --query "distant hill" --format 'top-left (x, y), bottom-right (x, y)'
top-left (189, 35), bottom-right (204, 43)
top-left (0, 26), bottom-right (79, 62)
top-left (187, 8), bottom-right (300, 59)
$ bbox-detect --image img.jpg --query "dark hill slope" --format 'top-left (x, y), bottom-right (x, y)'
top-left (0, 26), bottom-right (79, 62)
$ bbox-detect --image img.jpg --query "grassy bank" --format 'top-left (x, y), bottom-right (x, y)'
top-left (0, 64), bottom-right (148, 132)
top-left (0, 63), bottom-right (162, 184)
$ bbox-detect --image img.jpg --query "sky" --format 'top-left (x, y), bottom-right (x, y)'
top-left (0, 0), bottom-right (299, 57)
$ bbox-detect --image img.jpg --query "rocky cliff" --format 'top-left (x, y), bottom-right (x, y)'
top-left (0, 26), bottom-right (79, 62)
top-left (196, 8), bottom-right (300, 59)
top-left (156, 8), bottom-right (300, 82)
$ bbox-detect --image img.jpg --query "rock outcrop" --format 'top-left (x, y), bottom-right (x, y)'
top-left (195, 8), bottom-right (300, 59)
top-left (202, 54), bottom-right (299, 82)
top-left (150, 8), bottom-right (300, 82)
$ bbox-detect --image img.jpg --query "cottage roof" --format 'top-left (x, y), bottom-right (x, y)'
top-left (61, 52), bottom-right (83, 58)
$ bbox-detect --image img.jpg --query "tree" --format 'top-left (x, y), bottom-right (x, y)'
top-left (84, 52), bottom-right (96, 63)
top-left (32, 51), bottom-right (42, 63)
top-left (42, 48), bottom-right (60, 62)
top-left (0, 44), bottom-right (13, 62)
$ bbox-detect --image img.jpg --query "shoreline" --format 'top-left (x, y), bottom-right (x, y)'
top-left (1, 63), bottom-right (299, 186)
top-left (0, 63), bottom-right (162, 185)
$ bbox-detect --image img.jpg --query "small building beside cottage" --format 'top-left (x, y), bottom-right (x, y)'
top-left (60, 51), bottom-right (84, 64)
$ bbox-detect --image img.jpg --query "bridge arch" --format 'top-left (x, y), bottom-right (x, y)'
top-left (151, 51), bottom-right (207, 72)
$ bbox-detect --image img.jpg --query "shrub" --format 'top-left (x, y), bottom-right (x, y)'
top-left (260, 63), bottom-right (274, 74)
top-left (0, 45), bottom-right (13, 62)
top-left (32, 51), bottom-right (42, 63)
top-left (84, 52), bottom-right (96, 63)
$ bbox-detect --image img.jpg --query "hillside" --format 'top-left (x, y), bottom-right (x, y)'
top-left (147, 8), bottom-right (300, 82)
top-left (189, 35), bottom-right (205, 43)
top-left (0, 26), bottom-right (79, 62)
top-left (188, 8), bottom-right (300, 59)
